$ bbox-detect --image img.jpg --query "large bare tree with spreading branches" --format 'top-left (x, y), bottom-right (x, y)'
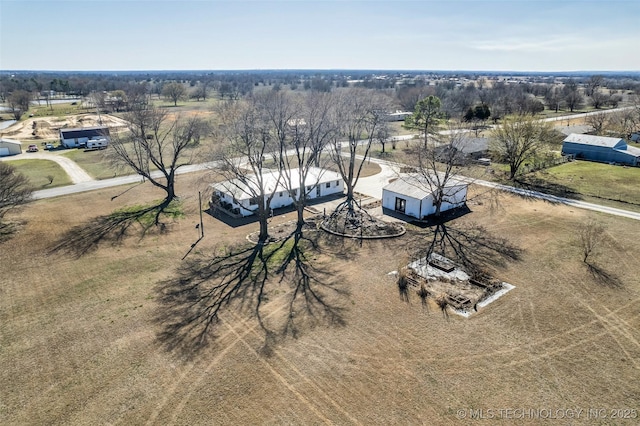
top-left (490, 114), bottom-right (552, 180)
top-left (0, 162), bottom-right (32, 225)
top-left (403, 125), bottom-right (474, 218)
top-left (211, 96), bottom-right (282, 243)
top-left (108, 107), bottom-right (206, 217)
top-left (328, 88), bottom-right (391, 216)
top-left (278, 91), bottom-right (335, 232)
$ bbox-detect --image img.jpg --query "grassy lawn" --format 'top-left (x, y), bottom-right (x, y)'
top-left (1, 172), bottom-right (639, 424)
top-left (28, 102), bottom-right (92, 118)
top-left (8, 159), bottom-right (72, 189)
top-left (59, 149), bottom-right (120, 180)
top-left (519, 160), bottom-right (640, 211)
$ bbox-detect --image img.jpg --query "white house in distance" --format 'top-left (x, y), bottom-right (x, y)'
top-left (59, 126), bottom-right (110, 148)
top-left (382, 174), bottom-right (468, 219)
top-left (211, 167), bottom-right (344, 217)
top-left (0, 138), bottom-right (22, 156)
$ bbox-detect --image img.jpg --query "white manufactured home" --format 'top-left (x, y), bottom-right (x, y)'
top-left (382, 174), bottom-right (468, 219)
top-left (60, 126), bottom-right (110, 148)
top-left (211, 167), bottom-right (344, 217)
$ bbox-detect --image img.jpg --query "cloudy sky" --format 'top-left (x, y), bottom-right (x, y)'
top-left (1, 0), bottom-right (638, 71)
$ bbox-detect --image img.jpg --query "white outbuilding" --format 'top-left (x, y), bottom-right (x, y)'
top-left (211, 167), bottom-right (344, 217)
top-left (0, 138), bottom-right (22, 156)
top-left (382, 174), bottom-right (468, 219)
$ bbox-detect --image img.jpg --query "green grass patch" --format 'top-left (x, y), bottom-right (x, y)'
top-left (8, 159), bottom-right (72, 189)
top-left (28, 102), bottom-right (92, 118)
top-left (521, 160), bottom-right (640, 211)
top-left (111, 199), bottom-right (184, 228)
top-left (264, 237), bottom-right (298, 268)
top-left (59, 149), bottom-right (119, 180)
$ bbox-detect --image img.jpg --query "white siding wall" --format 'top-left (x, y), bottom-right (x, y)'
top-left (440, 184), bottom-right (468, 212)
top-left (215, 178), bottom-right (344, 217)
top-left (382, 189), bottom-right (423, 219)
top-left (62, 137), bottom-right (90, 148)
top-left (383, 184), bottom-right (468, 219)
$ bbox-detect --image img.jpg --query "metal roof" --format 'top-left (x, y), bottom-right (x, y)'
top-left (211, 167), bottom-right (342, 201)
top-left (563, 133), bottom-right (624, 148)
top-left (0, 138), bottom-right (22, 146)
top-left (620, 144), bottom-right (640, 156)
top-left (60, 126), bottom-right (110, 138)
top-left (383, 173), bottom-right (468, 200)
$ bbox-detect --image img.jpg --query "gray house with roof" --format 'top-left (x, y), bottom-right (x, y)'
top-left (561, 133), bottom-right (640, 166)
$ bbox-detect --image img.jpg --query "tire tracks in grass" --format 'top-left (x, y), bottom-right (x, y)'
top-left (145, 295), bottom-right (289, 426)
top-left (226, 311), bottom-right (363, 425)
top-left (290, 298), bottom-right (640, 371)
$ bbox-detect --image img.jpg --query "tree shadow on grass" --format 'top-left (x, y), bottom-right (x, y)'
top-left (49, 202), bottom-right (179, 258)
top-left (0, 221), bottom-right (23, 243)
top-left (275, 230), bottom-right (349, 342)
top-left (512, 176), bottom-right (581, 203)
top-left (586, 263), bottom-right (624, 288)
top-left (154, 228), bottom-right (350, 359)
top-left (419, 221), bottom-right (524, 277)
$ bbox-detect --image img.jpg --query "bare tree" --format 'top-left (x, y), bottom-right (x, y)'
top-left (108, 107), bottom-right (206, 216)
top-left (375, 118), bottom-right (391, 154)
top-left (328, 88), bottom-right (390, 215)
top-left (403, 125), bottom-right (472, 217)
top-left (278, 91), bottom-right (335, 232)
top-left (544, 86), bottom-right (564, 113)
top-left (585, 75), bottom-right (604, 98)
top-left (211, 97), bottom-right (281, 243)
top-left (490, 114), bottom-right (552, 180)
top-left (585, 112), bottom-right (609, 135)
top-left (590, 91), bottom-right (609, 109)
top-left (609, 108), bottom-right (640, 139)
top-left (579, 220), bottom-right (605, 264)
top-left (563, 80), bottom-right (584, 112)
top-left (0, 162), bottom-right (32, 223)
top-left (162, 82), bottom-right (187, 106)
top-left (7, 90), bottom-right (32, 120)
top-left (190, 83), bottom-right (209, 102)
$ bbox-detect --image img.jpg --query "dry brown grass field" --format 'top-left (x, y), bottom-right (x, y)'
top-left (1, 174), bottom-right (639, 424)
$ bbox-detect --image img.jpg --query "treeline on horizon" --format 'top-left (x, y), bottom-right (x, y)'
top-left (1, 69), bottom-right (640, 124)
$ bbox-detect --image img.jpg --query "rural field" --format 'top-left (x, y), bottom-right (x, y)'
top-left (1, 170), bottom-right (639, 424)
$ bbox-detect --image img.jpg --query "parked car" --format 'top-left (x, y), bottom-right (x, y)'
top-left (27, 144), bottom-right (39, 152)
top-left (45, 143), bottom-right (54, 150)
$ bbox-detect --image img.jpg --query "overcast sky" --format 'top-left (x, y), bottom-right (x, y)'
top-left (1, 0), bottom-right (638, 72)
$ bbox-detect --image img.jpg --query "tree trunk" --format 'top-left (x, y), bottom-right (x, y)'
top-left (257, 203), bottom-right (270, 244)
top-left (296, 202), bottom-right (305, 231)
top-left (509, 165), bottom-right (517, 180)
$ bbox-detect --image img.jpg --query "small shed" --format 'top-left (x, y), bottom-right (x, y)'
top-left (60, 126), bottom-right (110, 148)
top-left (562, 133), bottom-right (640, 166)
top-left (0, 138), bottom-right (22, 156)
top-left (382, 174), bottom-right (468, 219)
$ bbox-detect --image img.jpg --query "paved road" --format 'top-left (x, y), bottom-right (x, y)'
top-left (5, 127), bottom-right (640, 221)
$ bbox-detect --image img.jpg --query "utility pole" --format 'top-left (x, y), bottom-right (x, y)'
top-left (198, 191), bottom-right (204, 239)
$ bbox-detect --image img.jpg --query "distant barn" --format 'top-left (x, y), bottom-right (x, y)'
top-left (0, 138), bottom-right (22, 156)
top-left (562, 133), bottom-right (640, 166)
top-left (59, 126), bottom-right (110, 148)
